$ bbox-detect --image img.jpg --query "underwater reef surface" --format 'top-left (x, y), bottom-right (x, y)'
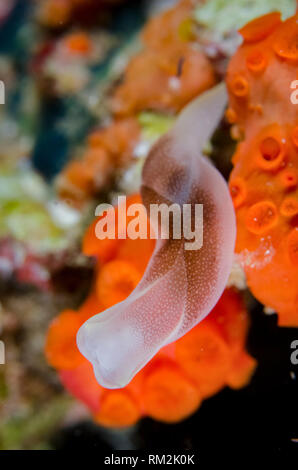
top-left (0, 0), bottom-right (298, 454)
top-left (46, 195), bottom-right (256, 426)
top-left (227, 12), bottom-right (298, 327)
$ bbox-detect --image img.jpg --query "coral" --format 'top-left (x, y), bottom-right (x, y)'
top-left (226, 12), bottom-right (298, 326)
top-left (35, 0), bottom-right (127, 29)
top-left (45, 195), bottom-right (256, 427)
top-left (0, 164), bottom-right (82, 289)
top-left (111, 0), bottom-right (216, 116)
top-left (57, 0), bottom-right (216, 203)
top-left (0, 290), bottom-right (74, 450)
top-left (34, 30), bottom-right (115, 97)
top-left (46, 0), bottom-right (298, 204)
top-left (57, 118), bottom-right (141, 204)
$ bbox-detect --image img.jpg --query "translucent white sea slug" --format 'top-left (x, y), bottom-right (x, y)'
top-left (77, 84), bottom-right (236, 388)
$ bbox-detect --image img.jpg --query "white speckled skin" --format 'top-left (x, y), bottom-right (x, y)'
top-left (77, 84), bottom-right (236, 389)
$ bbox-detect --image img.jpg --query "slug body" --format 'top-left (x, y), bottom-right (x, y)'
top-left (77, 84), bottom-right (236, 389)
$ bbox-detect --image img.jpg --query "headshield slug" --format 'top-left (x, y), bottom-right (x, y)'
top-left (77, 84), bottom-right (236, 388)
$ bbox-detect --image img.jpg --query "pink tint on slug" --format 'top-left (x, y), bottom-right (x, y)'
top-left (77, 84), bottom-right (236, 389)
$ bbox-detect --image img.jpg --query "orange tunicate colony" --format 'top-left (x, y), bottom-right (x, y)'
top-left (58, 118), bottom-right (141, 203)
top-left (37, 0), bottom-right (73, 28)
top-left (110, 0), bottom-right (215, 116)
top-left (226, 12), bottom-right (298, 326)
top-left (37, 0), bottom-right (126, 28)
top-left (57, 0), bottom-right (216, 204)
top-left (45, 195), bottom-right (256, 427)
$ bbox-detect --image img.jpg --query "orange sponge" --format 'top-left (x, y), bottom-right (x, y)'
top-left (227, 12), bottom-right (298, 326)
top-left (46, 195), bottom-right (256, 427)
